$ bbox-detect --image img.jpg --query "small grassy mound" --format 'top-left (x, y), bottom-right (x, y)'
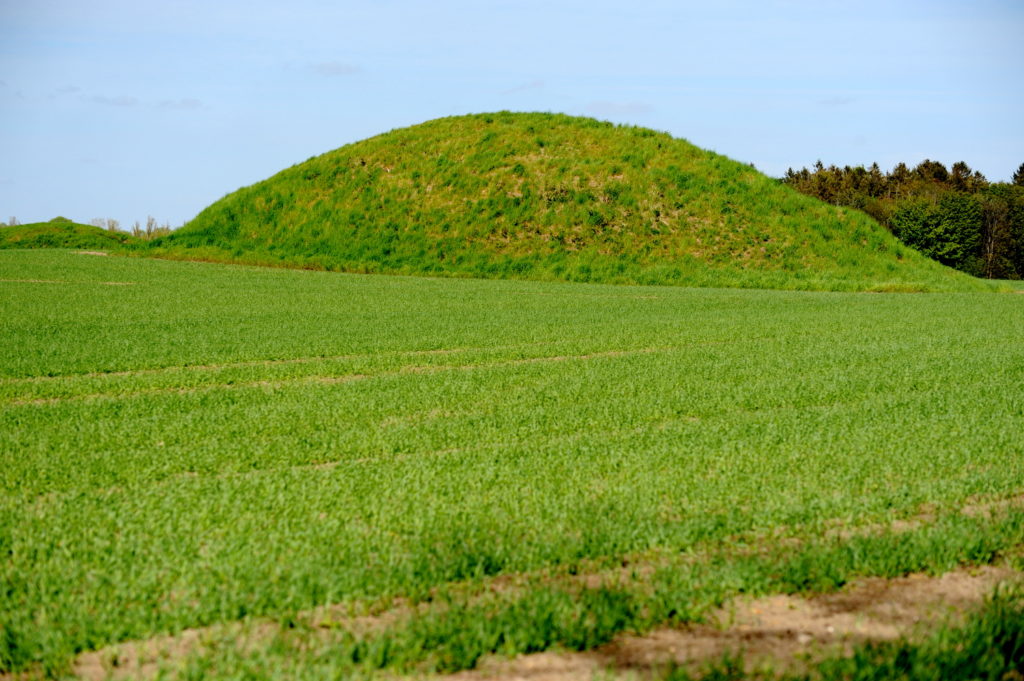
top-left (0, 218), bottom-right (138, 251)
top-left (155, 112), bottom-right (991, 291)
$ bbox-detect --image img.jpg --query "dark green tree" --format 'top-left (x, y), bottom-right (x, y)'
top-left (889, 199), bottom-right (935, 254)
top-left (933, 193), bottom-right (982, 274)
top-left (951, 161), bottom-right (972, 191)
top-left (889, 163), bottom-right (912, 198)
top-left (885, 193), bottom-right (983, 274)
top-left (866, 162), bottom-right (885, 198)
top-left (979, 191), bottom-right (1013, 278)
top-left (915, 159), bottom-right (949, 184)
top-left (1013, 163), bottom-right (1024, 187)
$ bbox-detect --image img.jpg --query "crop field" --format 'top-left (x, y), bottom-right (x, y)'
top-left (2, 249), bottom-right (1024, 679)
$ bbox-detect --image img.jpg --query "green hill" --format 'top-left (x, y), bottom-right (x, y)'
top-left (0, 218), bottom-right (138, 251)
top-left (156, 112), bottom-right (992, 291)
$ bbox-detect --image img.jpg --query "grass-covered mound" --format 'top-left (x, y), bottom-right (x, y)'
top-left (0, 218), bottom-right (138, 251)
top-left (156, 112), bottom-right (991, 291)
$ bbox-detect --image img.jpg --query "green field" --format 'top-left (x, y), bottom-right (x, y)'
top-left (2, 250), bottom-right (1023, 678)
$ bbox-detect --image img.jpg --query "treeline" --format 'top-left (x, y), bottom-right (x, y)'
top-left (783, 161), bottom-right (1024, 279)
top-left (89, 216), bottom-right (172, 240)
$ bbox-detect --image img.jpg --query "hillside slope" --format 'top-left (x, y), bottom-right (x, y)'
top-left (0, 218), bottom-right (138, 251)
top-left (156, 112), bottom-right (991, 291)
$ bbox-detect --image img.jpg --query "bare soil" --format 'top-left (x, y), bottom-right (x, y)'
top-left (55, 562), bottom-right (1020, 681)
top-left (447, 565), bottom-right (1020, 681)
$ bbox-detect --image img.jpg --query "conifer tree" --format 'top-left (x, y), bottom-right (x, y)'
top-left (951, 161), bottom-right (972, 191)
top-left (1013, 163), bottom-right (1024, 187)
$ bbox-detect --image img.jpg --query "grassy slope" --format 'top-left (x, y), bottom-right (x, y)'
top-left (2, 250), bottom-right (1022, 675)
top-left (154, 112), bottom-right (990, 292)
top-left (0, 220), bottom-right (138, 251)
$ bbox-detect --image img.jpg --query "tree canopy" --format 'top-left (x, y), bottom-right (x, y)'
top-left (783, 160), bottom-right (1024, 279)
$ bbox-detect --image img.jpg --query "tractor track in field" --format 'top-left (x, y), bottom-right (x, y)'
top-left (0, 331), bottom-right (781, 388)
top-left (0, 340), bottom-right (572, 385)
top-left (1, 347), bottom-right (669, 407)
top-left (62, 561), bottom-right (1024, 681)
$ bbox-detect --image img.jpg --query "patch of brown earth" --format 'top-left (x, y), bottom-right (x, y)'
top-left (59, 561), bottom-right (1022, 681)
top-left (69, 597), bottom-right (428, 681)
top-left (73, 628), bottom-right (208, 681)
top-left (450, 565), bottom-right (1021, 681)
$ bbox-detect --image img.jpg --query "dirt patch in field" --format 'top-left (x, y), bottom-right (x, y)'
top-left (75, 251), bottom-right (109, 256)
top-left (68, 599), bottom-right (428, 681)
top-left (72, 628), bottom-right (208, 681)
top-left (58, 561), bottom-right (1022, 681)
top-left (448, 565), bottom-right (1020, 681)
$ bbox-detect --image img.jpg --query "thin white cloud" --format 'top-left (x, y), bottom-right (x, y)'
top-left (311, 61), bottom-right (360, 76)
top-left (586, 101), bottom-right (653, 116)
top-left (84, 94), bottom-right (138, 107)
top-left (819, 96), bottom-right (855, 107)
top-left (55, 85), bottom-right (81, 95)
top-left (157, 98), bottom-right (203, 110)
top-left (501, 79), bottom-right (544, 95)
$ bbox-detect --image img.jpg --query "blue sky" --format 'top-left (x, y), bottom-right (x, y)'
top-left (1, 0), bottom-right (1021, 228)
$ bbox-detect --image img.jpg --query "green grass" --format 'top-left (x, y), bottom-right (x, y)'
top-left (1, 250), bottom-right (1022, 677)
top-left (0, 219), bottom-right (138, 251)
top-left (997, 278), bottom-right (1024, 291)
top-left (152, 112), bottom-right (991, 292)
